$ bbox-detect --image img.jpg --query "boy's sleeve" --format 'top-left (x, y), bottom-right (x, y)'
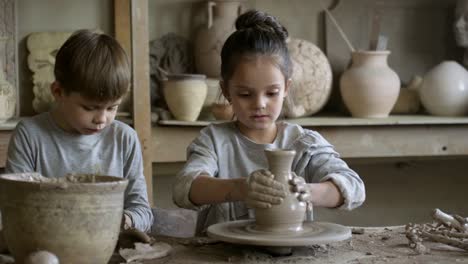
top-left (296, 130), bottom-right (366, 210)
top-left (172, 129), bottom-right (218, 211)
top-left (123, 131), bottom-right (154, 233)
top-left (5, 122), bottom-right (36, 173)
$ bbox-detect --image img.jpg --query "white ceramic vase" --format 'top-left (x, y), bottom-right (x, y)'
top-left (418, 61), bottom-right (468, 116)
top-left (340, 50), bottom-right (400, 118)
top-left (163, 74), bottom-right (208, 122)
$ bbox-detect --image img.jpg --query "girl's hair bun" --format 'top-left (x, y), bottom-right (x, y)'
top-left (235, 10), bottom-right (289, 41)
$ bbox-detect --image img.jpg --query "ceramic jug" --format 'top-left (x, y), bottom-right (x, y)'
top-left (418, 61), bottom-right (468, 116)
top-left (194, 0), bottom-right (243, 77)
top-left (0, 61), bottom-right (16, 123)
top-left (340, 50), bottom-right (400, 118)
top-left (254, 149), bottom-right (307, 233)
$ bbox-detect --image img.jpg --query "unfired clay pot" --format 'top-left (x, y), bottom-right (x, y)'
top-left (0, 173), bottom-right (128, 264)
top-left (419, 61), bottom-right (468, 116)
top-left (163, 74), bottom-right (208, 122)
top-left (340, 50), bottom-right (400, 118)
top-left (254, 149), bottom-right (307, 233)
top-left (194, 0), bottom-right (244, 77)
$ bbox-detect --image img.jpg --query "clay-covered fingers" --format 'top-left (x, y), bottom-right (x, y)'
top-left (290, 175), bottom-right (307, 192)
top-left (245, 169), bottom-right (287, 209)
top-left (289, 173), bottom-right (311, 202)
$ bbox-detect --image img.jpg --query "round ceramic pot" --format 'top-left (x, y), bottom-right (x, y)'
top-left (163, 74), bottom-right (208, 122)
top-left (194, 0), bottom-right (244, 77)
top-left (340, 50), bottom-right (400, 118)
top-left (419, 61), bottom-right (468, 116)
top-left (0, 173), bottom-right (128, 264)
top-left (254, 149), bottom-right (307, 234)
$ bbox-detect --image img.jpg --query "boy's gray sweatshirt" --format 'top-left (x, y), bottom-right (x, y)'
top-left (5, 112), bottom-right (153, 232)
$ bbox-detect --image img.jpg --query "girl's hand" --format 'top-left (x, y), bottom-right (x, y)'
top-left (290, 172), bottom-right (312, 202)
top-left (245, 169), bottom-right (287, 209)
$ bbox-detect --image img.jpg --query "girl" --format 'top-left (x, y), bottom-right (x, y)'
top-left (173, 10), bottom-right (365, 234)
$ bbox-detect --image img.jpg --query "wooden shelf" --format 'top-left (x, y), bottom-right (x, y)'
top-left (153, 115), bottom-right (468, 163)
top-left (158, 115), bottom-right (468, 127)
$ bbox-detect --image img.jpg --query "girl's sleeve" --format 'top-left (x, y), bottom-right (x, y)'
top-left (172, 128), bottom-right (219, 211)
top-left (294, 130), bottom-right (366, 210)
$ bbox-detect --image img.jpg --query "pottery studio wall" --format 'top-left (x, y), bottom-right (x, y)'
top-left (15, 0), bottom-right (468, 226)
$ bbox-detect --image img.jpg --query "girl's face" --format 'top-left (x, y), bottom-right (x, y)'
top-left (223, 56), bottom-right (290, 141)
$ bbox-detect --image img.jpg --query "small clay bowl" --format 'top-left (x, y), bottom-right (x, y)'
top-left (211, 103), bottom-right (234, 120)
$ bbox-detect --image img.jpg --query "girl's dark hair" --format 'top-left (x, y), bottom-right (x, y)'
top-left (220, 10), bottom-right (292, 84)
top-left (54, 29), bottom-right (130, 102)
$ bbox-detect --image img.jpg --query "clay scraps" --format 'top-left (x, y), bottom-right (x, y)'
top-left (406, 208), bottom-right (468, 254)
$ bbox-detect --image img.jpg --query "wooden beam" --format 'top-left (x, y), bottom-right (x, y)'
top-left (130, 0), bottom-right (153, 205)
top-left (114, 0), bottom-right (153, 205)
top-left (114, 0), bottom-right (131, 57)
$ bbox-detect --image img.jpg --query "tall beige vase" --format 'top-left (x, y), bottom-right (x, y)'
top-left (194, 0), bottom-right (243, 78)
top-left (340, 51), bottom-right (400, 118)
top-left (254, 149), bottom-right (306, 234)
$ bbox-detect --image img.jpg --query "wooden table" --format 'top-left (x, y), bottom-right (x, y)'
top-left (108, 226), bottom-right (467, 264)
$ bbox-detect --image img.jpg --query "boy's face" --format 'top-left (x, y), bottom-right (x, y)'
top-left (51, 82), bottom-right (121, 135)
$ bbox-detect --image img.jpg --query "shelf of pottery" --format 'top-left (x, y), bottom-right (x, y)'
top-left (2, 0), bottom-right (468, 165)
top-left (146, 0), bottom-right (468, 126)
top-left (149, 0), bottom-right (468, 163)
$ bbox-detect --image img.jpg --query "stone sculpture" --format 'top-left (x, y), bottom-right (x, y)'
top-left (455, 0), bottom-right (468, 68)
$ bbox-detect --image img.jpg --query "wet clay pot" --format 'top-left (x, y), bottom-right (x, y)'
top-left (0, 173), bottom-right (128, 264)
top-left (340, 50), bottom-right (400, 118)
top-left (254, 149), bottom-right (306, 233)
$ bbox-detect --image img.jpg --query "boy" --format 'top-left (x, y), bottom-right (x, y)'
top-left (4, 29), bottom-right (153, 233)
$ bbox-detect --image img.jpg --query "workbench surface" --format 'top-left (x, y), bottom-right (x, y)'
top-left (108, 226), bottom-right (467, 264)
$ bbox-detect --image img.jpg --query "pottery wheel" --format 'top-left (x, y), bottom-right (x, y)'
top-left (207, 220), bottom-right (351, 247)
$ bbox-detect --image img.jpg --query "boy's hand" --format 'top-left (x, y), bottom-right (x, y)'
top-left (118, 228), bottom-right (154, 249)
top-left (245, 169), bottom-right (287, 209)
top-left (121, 213), bottom-right (133, 231)
top-left (290, 172), bottom-right (312, 202)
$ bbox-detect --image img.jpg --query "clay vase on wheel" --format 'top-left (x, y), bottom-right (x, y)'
top-left (254, 149), bottom-right (307, 233)
top-left (194, 0), bottom-right (244, 78)
top-left (340, 50), bottom-right (400, 118)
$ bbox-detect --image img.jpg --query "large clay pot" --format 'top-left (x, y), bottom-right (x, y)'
top-left (419, 61), bottom-right (468, 116)
top-left (194, 0), bottom-right (243, 77)
top-left (340, 50), bottom-right (400, 118)
top-left (0, 61), bottom-right (16, 123)
top-left (254, 149), bottom-right (306, 233)
top-left (0, 173), bottom-right (128, 264)
top-left (163, 74), bottom-right (208, 121)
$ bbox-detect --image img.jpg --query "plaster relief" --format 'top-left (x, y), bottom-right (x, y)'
top-left (27, 32), bottom-right (72, 113)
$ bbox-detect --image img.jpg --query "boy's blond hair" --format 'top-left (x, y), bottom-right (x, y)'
top-left (54, 29), bottom-right (130, 102)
